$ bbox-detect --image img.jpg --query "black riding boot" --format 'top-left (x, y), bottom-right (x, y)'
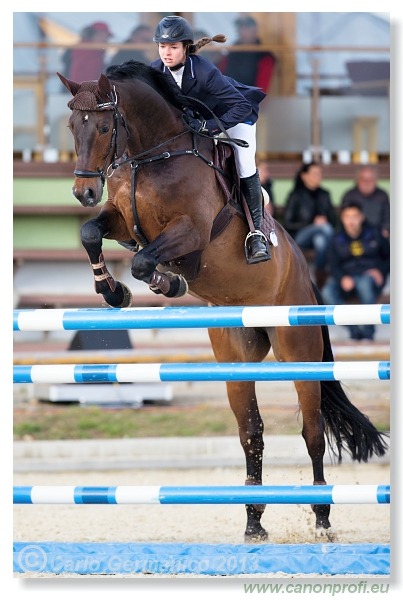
top-left (240, 171), bottom-right (271, 264)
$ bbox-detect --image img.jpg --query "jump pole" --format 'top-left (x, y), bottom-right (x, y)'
top-left (13, 304), bottom-right (390, 331)
top-left (14, 361), bottom-right (390, 384)
top-left (14, 484), bottom-right (390, 505)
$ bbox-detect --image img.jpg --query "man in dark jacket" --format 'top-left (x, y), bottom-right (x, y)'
top-left (341, 165), bottom-right (390, 238)
top-left (321, 200), bottom-right (390, 340)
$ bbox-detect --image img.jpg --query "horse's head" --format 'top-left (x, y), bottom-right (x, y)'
top-left (58, 72), bottom-right (129, 207)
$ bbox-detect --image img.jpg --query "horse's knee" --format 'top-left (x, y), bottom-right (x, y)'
top-left (80, 220), bottom-right (103, 247)
top-left (131, 251), bottom-right (157, 281)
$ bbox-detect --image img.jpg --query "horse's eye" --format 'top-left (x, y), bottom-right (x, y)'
top-left (100, 125), bottom-right (110, 134)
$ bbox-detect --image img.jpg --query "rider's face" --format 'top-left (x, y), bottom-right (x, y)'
top-left (158, 42), bottom-right (186, 68)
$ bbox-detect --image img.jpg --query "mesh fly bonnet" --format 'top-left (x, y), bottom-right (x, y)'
top-left (67, 81), bottom-right (115, 111)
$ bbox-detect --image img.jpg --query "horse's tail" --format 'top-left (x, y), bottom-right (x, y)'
top-left (312, 283), bottom-right (389, 462)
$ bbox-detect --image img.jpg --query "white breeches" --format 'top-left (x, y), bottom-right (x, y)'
top-left (224, 122), bottom-right (257, 178)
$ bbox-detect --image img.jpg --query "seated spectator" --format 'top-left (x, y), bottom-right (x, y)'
top-left (61, 21), bottom-right (113, 82)
top-left (257, 156), bottom-right (275, 216)
top-left (321, 200), bottom-right (390, 341)
top-left (341, 165), bottom-right (390, 238)
top-left (108, 24), bottom-right (153, 67)
top-left (217, 15), bottom-right (276, 93)
top-left (283, 161), bottom-right (337, 288)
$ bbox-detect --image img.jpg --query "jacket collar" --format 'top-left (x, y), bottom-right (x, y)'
top-left (163, 57), bottom-right (197, 94)
top-left (181, 57), bottom-right (197, 94)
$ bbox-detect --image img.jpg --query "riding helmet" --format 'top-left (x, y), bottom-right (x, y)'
top-left (153, 16), bottom-right (194, 44)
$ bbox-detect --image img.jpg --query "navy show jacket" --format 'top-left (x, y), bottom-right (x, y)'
top-left (150, 54), bottom-right (266, 133)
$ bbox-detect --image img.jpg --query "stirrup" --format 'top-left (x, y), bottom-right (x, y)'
top-left (244, 231), bottom-right (270, 264)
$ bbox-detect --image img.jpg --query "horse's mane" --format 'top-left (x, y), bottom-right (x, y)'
top-left (105, 60), bottom-right (194, 112)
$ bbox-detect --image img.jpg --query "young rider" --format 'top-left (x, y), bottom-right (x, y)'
top-left (151, 15), bottom-right (270, 264)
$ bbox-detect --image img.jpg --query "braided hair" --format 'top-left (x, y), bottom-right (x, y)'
top-left (187, 34), bottom-right (227, 55)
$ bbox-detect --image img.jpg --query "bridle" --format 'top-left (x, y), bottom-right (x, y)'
top-left (73, 86), bottom-right (130, 186)
top-left (72, 84), bottom-right (248, 188)
top-left (71, 83), bottom-right (246, 246)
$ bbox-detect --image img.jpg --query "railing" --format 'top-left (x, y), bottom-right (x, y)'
top-left (13, 41), bottom-right (390, 161)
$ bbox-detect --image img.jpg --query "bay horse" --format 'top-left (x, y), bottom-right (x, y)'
top-left (58, 62), bottom-right (387, 542)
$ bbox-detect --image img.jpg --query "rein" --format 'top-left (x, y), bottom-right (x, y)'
top-left (110, 131), bottom-right (222, 175)
top-left (73, 83), bottom-right (243, 187)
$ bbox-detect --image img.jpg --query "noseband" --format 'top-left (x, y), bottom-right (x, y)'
top-left (73, 87), bottom-right (129, 186)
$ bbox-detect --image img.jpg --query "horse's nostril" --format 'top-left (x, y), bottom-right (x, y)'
top-left (84, 188), bottom-right (95, 201)
top-left (72, 186), bottom-right (98, 207)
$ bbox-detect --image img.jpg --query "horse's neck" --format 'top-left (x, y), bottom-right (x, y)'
top-left (119, 82), bottom-right (182, 154)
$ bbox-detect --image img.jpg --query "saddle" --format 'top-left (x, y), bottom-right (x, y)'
top-left (118, 138), bottom-right (277, 282)
top-left (160, 141), bottom-right (277, 281)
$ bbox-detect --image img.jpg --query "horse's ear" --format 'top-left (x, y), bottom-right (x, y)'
top-left (57, 72), bottom-right (80, 96)
top-left (98, 73), bottom-right (112, 99)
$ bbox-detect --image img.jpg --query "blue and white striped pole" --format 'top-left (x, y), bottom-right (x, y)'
top-left (13, 485), bottom-right (390, 505)
top-left (13, 361), bottom-right (390, 384)
top-left (13, 304), bottom-right (390, 331)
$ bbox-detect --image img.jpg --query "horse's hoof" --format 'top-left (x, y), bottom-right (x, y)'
top-left (316, 526), bottom-right (337, 543)
top-left (117, 282), bottom-right (133, 307)
top-left (103, 282), bottom-right (132, 308)
top-left (164, 272), bottom-right (189, 298)
top-left (244, 526), bottom-right (269, 543)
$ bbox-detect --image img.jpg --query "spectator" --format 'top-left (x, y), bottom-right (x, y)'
top-left (321, 200), bottom-right (390, 341)
top-left (341, 165), bottom-right (390, 238)
top-left (283, 161), bottom-right (337, 288)
top-left (108, 24), bottom-right (153, 67)
top-left (61, 21), bottom-right (113, 83)
top-left (257, 156), bottom-right (275, 216)
top-left (217, 15), bottom-right (276, 93)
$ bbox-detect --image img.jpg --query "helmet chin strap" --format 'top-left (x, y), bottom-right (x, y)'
top-left (169, 62), bottom-right (185, 72)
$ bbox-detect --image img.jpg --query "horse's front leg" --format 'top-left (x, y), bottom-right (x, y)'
top-left (226, 379), bottom-right (268, 542)
top-left (208, 327), bottom-right (271, 542)
top-left (131, 216), bottom-right (205, 297)
top-left (80, 215), bottom-right (133, 308)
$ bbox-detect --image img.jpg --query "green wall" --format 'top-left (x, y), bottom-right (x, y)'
top-left (14, 178), bottom-right (108, 206)
top-left (272, 179), bottom-right (390, 208)
top-left (14, 217), bottom-right (121, 251)
top-left (13, 177), bottom-right (390, 250)
top-left (14, 178), bottom-right (109, 250)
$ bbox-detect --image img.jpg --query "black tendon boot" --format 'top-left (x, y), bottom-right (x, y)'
top-left (240, 171), bottom-right (271, 264)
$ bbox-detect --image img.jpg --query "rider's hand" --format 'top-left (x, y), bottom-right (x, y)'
top-left (186, 116), bottom-right (207, 133)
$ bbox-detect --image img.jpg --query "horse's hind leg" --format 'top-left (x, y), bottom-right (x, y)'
top-left (294, 379), bottom-right (333, 538)
top-left (208, 326), bottom-right (271, 542)
top-left (80, 212), bottom-right (132, 308)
